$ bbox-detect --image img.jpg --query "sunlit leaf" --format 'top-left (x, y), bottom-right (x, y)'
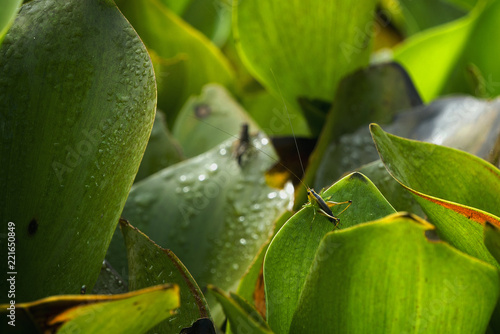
top-left (290, 214), bottom-right (499, 334)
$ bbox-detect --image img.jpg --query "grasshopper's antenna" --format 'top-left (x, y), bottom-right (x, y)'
top-left (270, 68), bottom-right (307, 184)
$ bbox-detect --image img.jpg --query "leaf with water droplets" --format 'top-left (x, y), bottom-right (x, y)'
top-left (120, 220), bottom-right (211, 333)
top-left (108, 133), bottom-right (293, 319)
top-left (0, 0), bottom-right (156, 302)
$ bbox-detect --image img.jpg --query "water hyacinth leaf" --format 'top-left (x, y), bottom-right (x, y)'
top-left (264, 172), bottom-right (396, 334)
top-left (234, 0), bottom-right (378, 131)
top-left (394, 1), bottom-right (500, 101)
top-left (108, 133), bottom-right (292, 299)
top-left (116, 0), bottom-right (234, 124)
top-left (370, 124), bottom-right (500, 266)
top-left (173, 84), bottom-right (259, 157)
top-left (135, 110), bottom-right (184, 182)
top-left (0, 0), bottom-right (156, 302)
top-left (0, 285), bottom-right (179, 334)
top-left (290, 214), bottom-right (499, 333)
top-left (121, 220), bottom-right (211, 333)
top-left (209, 286), bottom-right (273, 334)
top-left (0, 0), bottom-right (22, 45)
top-left (370, 124), bottom-right (500, 217)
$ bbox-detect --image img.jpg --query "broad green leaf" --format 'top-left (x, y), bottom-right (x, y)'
top-left (135, 110), bottom-right (184, 182)
top-left (0, 285), bottom-right (179, 334)
top-left (264, 172), bottom-right (396, 334)
top-left (172, 84), bottom-right (259, 157)
top-left (233, 0), bottom-right (378, 132)
top-left (0, 0), bottom-right (156, 302)
top-left (108, 134), bottom-right (292, 302)
top-left (370, 124), bottom-right (500, 266)
top-left (0, 0), bottom-right (22, 45)
top-left (370, 124), bottom-right (500, 217)
top-left (121, 220), bottom-right (211, 333)
top-left (298, 62), bottom-right (422, 210)
top-left (116, 0), bottom-right (234, 124)
top-left (290, 214), bottom-right (499, 333)
top-left (209, 286), bottom-right (273, 334)
top-left (394, 0), bottom-right (500, 101)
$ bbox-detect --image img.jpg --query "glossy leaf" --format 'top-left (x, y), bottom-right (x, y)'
top-left (0, 0), bottom-right (156, 302)
top-left (0, 285), bottom-right (179, 334)
top-left (209, 286), bottom-right (273, 334)
top-left (264, 172), bottom-right (396, 333)
top-left (371, 124), bottom-right (500, 266)
top-left (108, 134), bottom-right (292, 300)
top-left (290, 214), bottom-right (499, 333)
top-left (172, 84), bottom-right (259, 157)
top-left (394, 1), bottom-right (500, 101)
top-left (234, 0), bottom-right (378, 131)
top-left (121, 220), bottom-right (211, 333)
top-left (116, 0), bottom-right (234, 124)
top-left (0, 0), bottom-right (22, 45)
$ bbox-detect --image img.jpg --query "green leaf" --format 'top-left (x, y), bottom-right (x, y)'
top-left (370, 124), bottom-right (500, 266)
top-left (394, 0), bottom-right (500, 101)
top-left (289, 213), bottom-right (499, 333)
top-left (135, 110), bottom-right (184, 182)
top-left (485, 222), bottom-right (500, 263)
top-left (233, 0), bottom-right (378, 132)
top-left (209, 286), bottom-right (273, 334)
top-left (108, 133), bottom-right (292, 301)
top-left (264, 172), bottom-right (396, 333)
top-left (0, 0), bottom-right (156, 302)
top-left (0, 285), bottom-right (179, 334)
top-left (116, 0), bottom-right (234, 124)
top-left (0, 0), bottom-right (22, 45)
top-left (121, 220), bottom-right (211, 333)
top-left (172, 84), bottom-right (259, 158)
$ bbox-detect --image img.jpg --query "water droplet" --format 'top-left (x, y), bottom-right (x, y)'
top-left (219, 148), bottom-right (227, 156)
top-left (267, 192), bottom-right (277, 199)
top-left (198, 174), bottom-right (206, 181)
top-left (209, 163), bottom-right (218, 171)
top-left (239, 238), bottom-right (247, 245)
